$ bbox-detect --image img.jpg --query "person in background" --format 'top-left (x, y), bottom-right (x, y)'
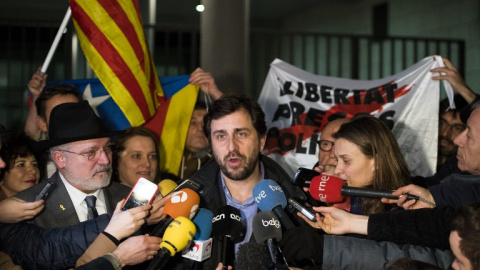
top-left (449, 202), bottom-right (480, 270)
top-left (112, 127), bottom-right (159, 187)
top-left (0, 131), bottom-right (41, 200)
top-left (24, 67), bottom-right (48, 140)
top-left (175, 67), bottom-right (224, 180)
top-left (15, 101), bottom-right (131, 228)
top-left (0, 131), bottom-right (41, 270)
top-left (327, 116), bottom-right (410, 215)
top-left (179, 102), bottom-right (212, 180)
top-left (314, 117), bottom-right (349, 175)
top-left (25, 79), bottom-right (82, 142)
top-left (24, 74), bottom-right (82, 178)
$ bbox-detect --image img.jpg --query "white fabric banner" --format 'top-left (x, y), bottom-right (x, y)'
top-left (258, 56), bottom-right (453, 178)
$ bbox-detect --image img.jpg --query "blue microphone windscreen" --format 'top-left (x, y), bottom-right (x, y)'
top-left (253, 179), bottom-right (287, 211)
top-left (192, 208), bottom-right (214, 240)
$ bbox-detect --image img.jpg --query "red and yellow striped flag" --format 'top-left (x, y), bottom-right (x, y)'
top-left (70, 0), bottom-right (199, 175)
top-left (71, 0), bottom-right (163, 126)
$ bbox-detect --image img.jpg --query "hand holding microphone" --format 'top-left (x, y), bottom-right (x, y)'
top-left (150, 188), bottom-right (200, 237)
top-left (308, 175), bottom-right (435, 207)
top-left (387, 184), bottom-right (436, 209)
top-left (147, 216), bottom-right (196, 270)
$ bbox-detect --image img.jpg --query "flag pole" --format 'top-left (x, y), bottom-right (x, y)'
top-left (40, 7), bottom-right (72, 75)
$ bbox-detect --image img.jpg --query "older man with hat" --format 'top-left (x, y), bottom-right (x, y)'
top-left (16, 101), bottom-right (130, 229)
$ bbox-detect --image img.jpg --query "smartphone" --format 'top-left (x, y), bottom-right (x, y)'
top-left (164, 179), bottom-right (202, 196)
top-left (293, 168), bottom-right (320, 188)
top-left (35, 181), bottom-right (55, 201)
top-left (288, 197), bottom-right (317, 222)
top-left (122, 177), bottom-right (159, 211)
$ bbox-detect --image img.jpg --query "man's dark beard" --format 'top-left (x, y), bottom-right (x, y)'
top-left (217, 151), bottom-right (259, 181)
top-left (439, 136), bottom-right (457, 156)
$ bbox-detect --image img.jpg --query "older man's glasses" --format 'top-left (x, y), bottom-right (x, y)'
top-left (317, 140), bottom-right (334, 152)
top-left (58, 146), bottom-right (113, 161)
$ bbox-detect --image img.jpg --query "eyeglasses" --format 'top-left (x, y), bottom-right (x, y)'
top-left (58, 146), bottom-right (113, 161)
top-left (439, 119), bottom-right (466, 136)
top-left (317, 140), bottom-right (334, 152)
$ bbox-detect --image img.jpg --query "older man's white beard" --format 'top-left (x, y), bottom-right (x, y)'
top-left (63, 165), bottom-right (112, 192)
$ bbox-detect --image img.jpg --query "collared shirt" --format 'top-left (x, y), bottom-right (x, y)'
top-left (59, 172), bottom-right (107, 222)
top-left (220, 162), bottom-right (265, 256)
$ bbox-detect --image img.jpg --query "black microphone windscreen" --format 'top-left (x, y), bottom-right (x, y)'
top-left (252, 211), bottom-right (282, 244)
top-left (212, 205), bottom-right (243, 241)
top-left (234, 241), bottom-right (270, 270)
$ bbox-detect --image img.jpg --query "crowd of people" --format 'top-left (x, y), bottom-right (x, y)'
top-left (0, 58), bottom-right (479, 270)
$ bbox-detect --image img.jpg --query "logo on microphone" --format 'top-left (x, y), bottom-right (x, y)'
top-left (212, 213), bottom-right (225, 223)
top-left (268, 184), bottom-right (283, 192)
top-left (320, 175), bottom-right (330, 181)
top-left (230, 213), bottom-right (242, 222)
top-left (262, 218), bottom-right (281, 228)
top-left (212, 212), bottom-right (242, 223)
top-left (254, 190), bottom-right (267, 204)
top-left (171, 191), bottom-right (188, 203)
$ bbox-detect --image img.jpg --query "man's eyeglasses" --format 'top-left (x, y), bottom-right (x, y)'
top-left (58, 146), bottom-right (113, 161)
top-left (439, 119), bottom-right (466, 136)
top-left (317, 140), bottom-right (334, 152)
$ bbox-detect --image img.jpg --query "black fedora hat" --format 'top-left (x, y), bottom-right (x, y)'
top-left (36, 100), bottom-right (120, 151)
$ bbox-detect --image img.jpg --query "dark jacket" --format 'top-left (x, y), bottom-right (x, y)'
top-left (15, 171), bottom-right (130, 228)
top-left (367, 206), bottom-right (454, 250)
top-left (189, 155), bottom-right (306, 270)
top-left (0, 214), bottom-right (111, 270)
top-left (412, 156), bottom-right (467, 187)
top-left (429, 174), bottom-right (480, 207)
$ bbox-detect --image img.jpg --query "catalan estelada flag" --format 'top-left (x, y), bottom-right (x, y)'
top-left (48, 75), bottom-right (198, 176)
top-left (69, 0), bottom-right (199, 175)
top-left (70, 0), bottom-right (162, 127)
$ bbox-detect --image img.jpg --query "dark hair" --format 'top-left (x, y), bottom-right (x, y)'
top-left (35, 84), bottom-right (82, 119)
top-left (0, 131), bottom-right (40, 180)
top-left (449, 202), bottom-right (480, 270)
top-left (203, 95), bottom-right (266, 142)
top-left (333, 116), bottom-right (411, 215)
top-left (439, 94), bottom-right (469, 124)
top-left (111, 127), bottom-right (159, 182)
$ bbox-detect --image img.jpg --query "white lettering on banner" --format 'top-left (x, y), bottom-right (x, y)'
top-left (258, 57), bottom-right (455, 177)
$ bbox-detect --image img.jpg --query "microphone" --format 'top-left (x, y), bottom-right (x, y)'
top-left (151, 188), bottom-right (200, 237)
top-left (309, 175), bottom-right (421, 203)
top-left (253, 179), bottom-right (295, 229)
top-left (182, 208), bottom-right (214, 262)
top-left (234, 241), bottom-right (269, 270)
top-left (212, 205), bottom-right (243, 269)
top-left (252, 211), bottom-right (283, 266)
top-left (147, 216), bottom-right (196, 270)
top-left (158, 179), bottom-right (178, 197)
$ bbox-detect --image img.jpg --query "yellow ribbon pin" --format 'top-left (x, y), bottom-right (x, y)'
top-left (60, 205), bottom-right (65, 211)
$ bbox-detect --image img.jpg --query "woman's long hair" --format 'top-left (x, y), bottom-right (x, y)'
top-left (333, 116), bottom-right (411, 215)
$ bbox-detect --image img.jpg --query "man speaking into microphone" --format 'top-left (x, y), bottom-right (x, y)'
top-left (189, 95), bottom-right (306, 270)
